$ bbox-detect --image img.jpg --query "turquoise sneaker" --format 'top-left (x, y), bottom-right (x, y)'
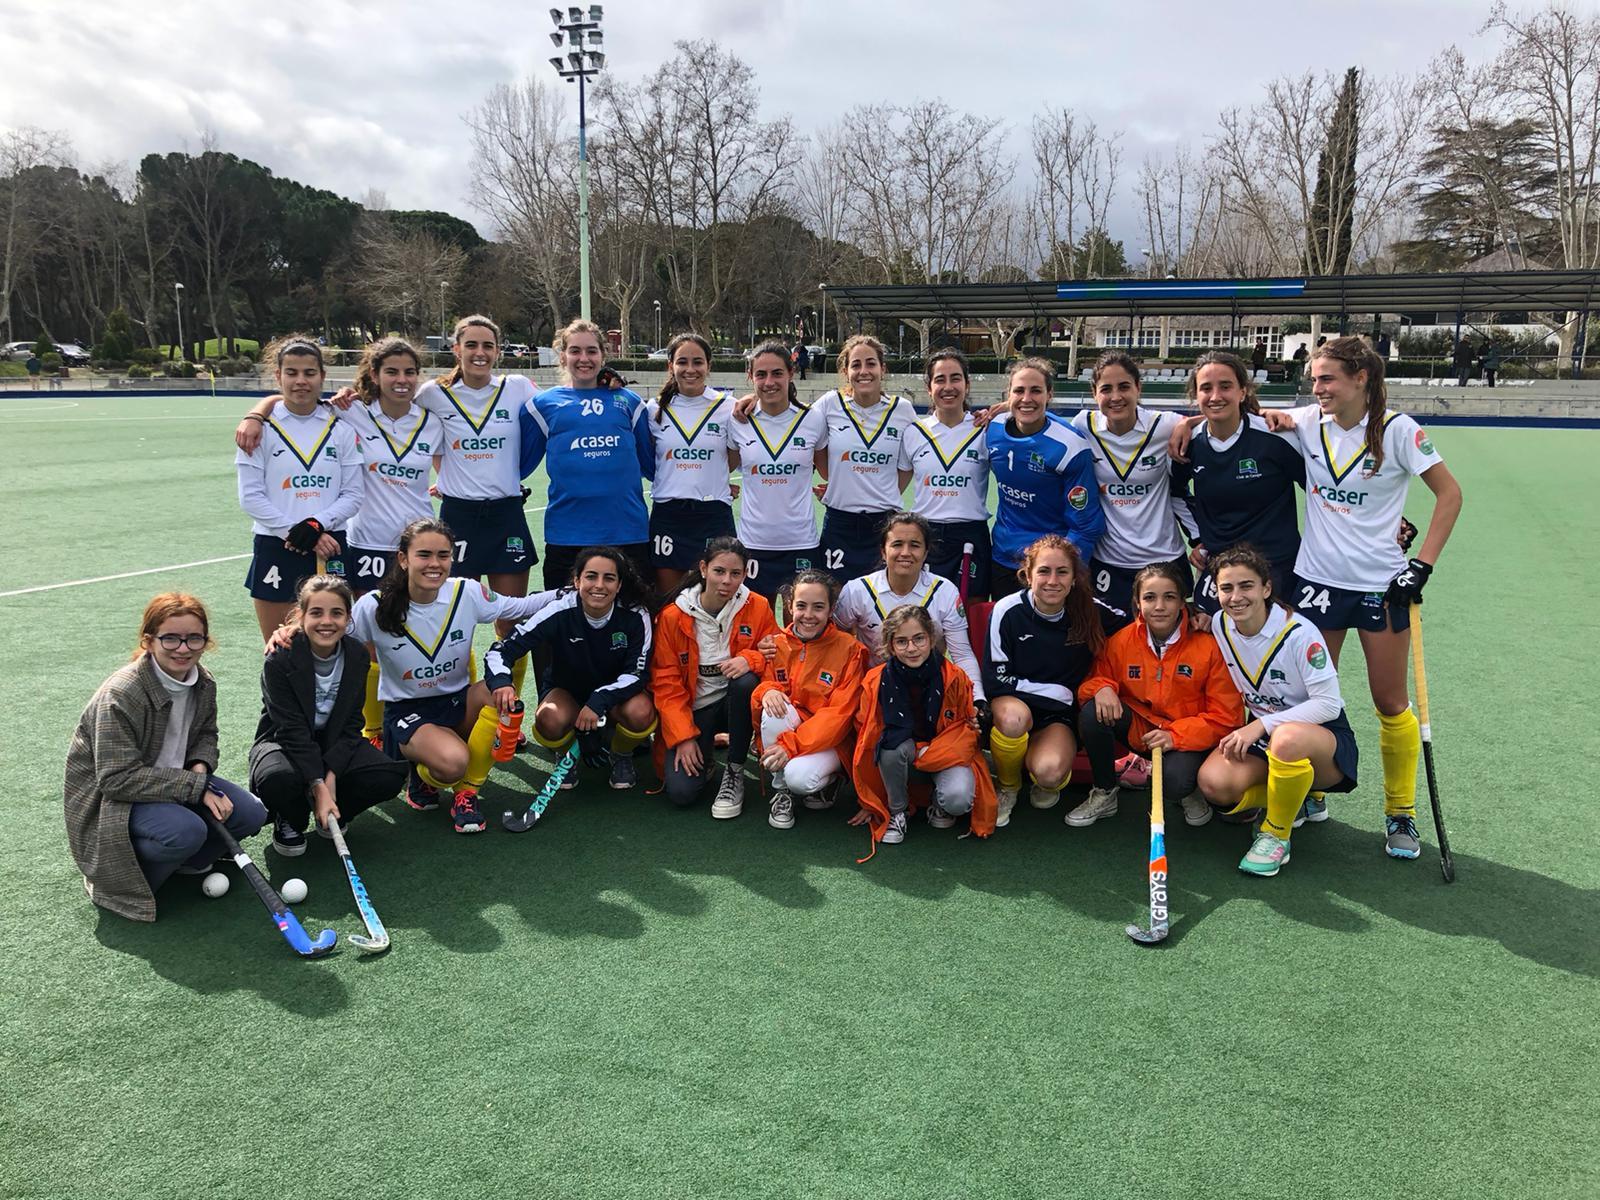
top-left (1294, 794), bottom-right (1328, 828)
top-left (1239, 832), bottom-right (1292, 877)
top-left (1385, 814), bottom-right (1421, 859)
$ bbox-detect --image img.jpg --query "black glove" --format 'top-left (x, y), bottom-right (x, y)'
top-left (975, 699), bottom-right (993, 741)
top-left (1386, 558), bottom-right (1432, 607)
top-left (1396, 516), bottom-right (1419, 553)
top-left (578, 725), bottom-right (609, 768)
top-left (285, 517), bottom-right (326, 554)
top-left (596, 366), bottom-right (626, 391)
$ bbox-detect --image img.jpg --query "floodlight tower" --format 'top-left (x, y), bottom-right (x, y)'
top-left (549, 5), bottom-right (606, 321)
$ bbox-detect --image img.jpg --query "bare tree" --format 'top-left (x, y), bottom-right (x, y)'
top-left (352, 213), bottom-right (467, 338)
top-left (0, 127), bottom-right (69, 340)
top-left (466, 78), bottom-right (577, 332)
top-left (839, 99), bottom-right (1016, 354)
top-left (1136, 146), bottom-right (1228, 277)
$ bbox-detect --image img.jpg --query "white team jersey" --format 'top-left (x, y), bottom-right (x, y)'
top-left (351, 578), bottom-right (555, 703)
top-left (646, 390), bottom-right (735, 503)
top-left (833, 568), bottom-right (984, 699)
top-left (1071, 407), bottom-right (1191, 566)
top-left (1287, 406), bottom-right (1445, 591)
top-left (899, 413), bottom-right (990, 523)
top-left (235, 401), bottom-right (364, 536)
top-left (413, 374), bottom-right (538, 501)
top-left (1213, 605), bottom-right (1344, 732)
top-left (816, 390), bottom-right (917, 512)
top-left (729, 402), bottom-right (827, 550)
top-left (340, 402), bottom-right (443, 551)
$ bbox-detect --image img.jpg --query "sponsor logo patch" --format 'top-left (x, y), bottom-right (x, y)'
top-left (1068, 485), bottom-right (1089, 511)
top-left (1128, 665), bottom-right (1142, 679)
top-left (1416, 429), bottom-right (1435, 455)
top-left (1307, 642), bottom-right (1328, 670)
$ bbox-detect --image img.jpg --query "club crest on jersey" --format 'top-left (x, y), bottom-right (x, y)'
top-left (775, 668), bottom-right (789, 683)
top-left (1306, 643), bottom-right (1328, 669)
top-left (819, 671), bottom-right (835, 686)
top-left (943, 709), bottom-right (955, 721)
top-left (448, 629), bottom-right (465, 643)
top-left (418, 442), bottom-right (430, 452)
top-left (1177, 664), bottom-right (1193, 678)
top-left (738, 624), bottom-right (751, 636)
top-left (1269, 668), bottom-right (1288, 682)
top-left (678, 652), bottom-right (690, 665)
top-left (1068, 485), bottom-right (1089, 511)
top-left (506, 536), bottom-right (525, 552)
top-left (796, 558), bottom-right (812, 569)
top-left (1139, 454), bottom-right (1159, 467)
top-left (1361, 457), bottom-right (1379, 477)
top-left (794, 437), bottom-right (807, 447)
top-left (1416, 429), bottom-right (1435, 455)
top-left (611, 632), bottom-right (629, 649)
top-left (1237, 457), bottom-right (1260, 478)
top-left (1128, 665), bottom-right (1142, 679)
top-left (495, 409), bottom-right (510, 420)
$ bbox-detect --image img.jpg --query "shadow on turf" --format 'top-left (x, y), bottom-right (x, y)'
top-left (86, 767), bottom-right (1599, 989)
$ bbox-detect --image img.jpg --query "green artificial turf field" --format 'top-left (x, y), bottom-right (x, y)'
top-left (1, 393), bottom-right (1596, 1199)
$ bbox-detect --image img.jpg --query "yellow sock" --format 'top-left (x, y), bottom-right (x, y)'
top-left (533, 725), bottom-right (576, 751)
top-left (510, 654), bottom-right (527, 698)
top-left (610, 716), bottom-right (657, 755)
top-left (468, 648), bottom-right (481, 683)
top-left (361, 662), bottom-right (383, 740)
top-left (1262, 752), bottom-right (1314, 839)
top-left (417, 763), bottom-right (450, 790)
top-left (463, 705), bottom-right (500, 789)
top-left (1377, 706), bottom-right (1421, 817)
top-left (990, 729), bottom-right (1029, 790)
top-left (1225, 783), bottom-right (1267, 816)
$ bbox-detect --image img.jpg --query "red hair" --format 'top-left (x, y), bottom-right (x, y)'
top-left (134, 592), bottom-right (213, 659)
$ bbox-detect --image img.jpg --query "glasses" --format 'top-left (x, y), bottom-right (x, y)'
top-left (154, 633), bottom-right (207, 651)
top-left (891, 633), bottom-right (930, 651)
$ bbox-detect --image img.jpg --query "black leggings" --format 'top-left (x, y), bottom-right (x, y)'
top-left (249, 740), bottom-right (409, 831)
top-left (1076, 706), bottom-right (1205, 797)
top-left (661, 672), bottom-right (758, 808)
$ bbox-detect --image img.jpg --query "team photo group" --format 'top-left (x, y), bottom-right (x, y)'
top-left (63, 315), bottom-right (1462, 934)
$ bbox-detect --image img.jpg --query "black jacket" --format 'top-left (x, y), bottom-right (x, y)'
top-left (251, 633), bottom-right (370, 785)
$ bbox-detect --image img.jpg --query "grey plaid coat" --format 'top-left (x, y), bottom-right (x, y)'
top-left (64, 656), bottom-right (220, 922)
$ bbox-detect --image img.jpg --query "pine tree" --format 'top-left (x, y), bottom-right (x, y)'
top-left (1305, 68), bottom-right (1359, 276)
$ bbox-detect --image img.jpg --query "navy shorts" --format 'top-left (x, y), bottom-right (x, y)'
top-left (542, 541), bottom-right (653, 593)
top-left (1247, 711), bottom-right (1359, 793)
top-left (244, 531), bottom-right (348, 602)
top-left (820, 507), bottom-right (894, 582)
top-left (382, 689), bottom-right (470, 757)
top-left (1196, 556), bottom-right (1298, 617)
top-left (439, 494), bottom-right (535, 579)
top-left (1292, 578), bottom-right (1409, 634)
top-left (927, 519), bottom-right (992, 599)
top-left (649, 498), bottom-right (736, 571)
top-left (1092, 555), bottom-right (1194, 632)
top-left (744, 545), bottom-right (821, 601)
top-left (347, 544), bottom-right (393, 597)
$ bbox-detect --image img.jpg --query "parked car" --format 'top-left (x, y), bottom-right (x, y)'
top-left (2, 341), bottom-right (34, 360)
top-left (55, 343), bottom-right (92, 366)
top-left (647, 348), bottom-right (669, 362)
top-left (502, 342), bottom-right (530, 358)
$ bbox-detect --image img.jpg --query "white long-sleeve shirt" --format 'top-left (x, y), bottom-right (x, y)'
top-left (235, 402), bottom-right (365, 536)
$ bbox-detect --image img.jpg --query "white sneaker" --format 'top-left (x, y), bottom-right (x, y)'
top-left (1065, 786), bottom-right (1119, 827)
top-left (995, 787), bottom-right (1019, 828)
top-left (882, 812), bottom-right (907, 844)
top-left (768, 790), bottom-right (795, 830)
top-left (1180, 790), bottom-right (1213, 827)
top-left (926, 801), bottom-right (956, 829)
top-left (1029, 784), bottom-right (1062, 810)
top-left (710, 766), bottom-right (745, 819)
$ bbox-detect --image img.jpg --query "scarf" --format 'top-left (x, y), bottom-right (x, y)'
top-left (879, 656), bottom-right (944, 751)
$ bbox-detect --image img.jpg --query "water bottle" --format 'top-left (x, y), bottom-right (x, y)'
top-left (492, 701), bottom-right (525, 763)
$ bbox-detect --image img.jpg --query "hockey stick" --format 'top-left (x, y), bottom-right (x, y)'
top-left (1126, 744), bottom-right (1170, 945)
top-left (958, 541), bottom-right (975, 606)
top-left (501, 736), bottom-right (583, 832)
top-left (1409, 603), bottom-right (1456, 883)
top-left (201, 808), bottom-right (336, 958)
top-left (327, 820), bottom-right (389, 953)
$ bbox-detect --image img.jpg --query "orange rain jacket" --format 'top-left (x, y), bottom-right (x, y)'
top-left (650, 589), bottom-right (778, 749)
top-left (1075, 612), bottom-right (1244, 751)
top-left (851, 658), bottom-right (997, 842)
top-left (750, 622), bottom-right (868, 761)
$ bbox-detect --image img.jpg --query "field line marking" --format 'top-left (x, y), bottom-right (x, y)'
top-left (0, 555), bottom-right (252, 598)
top-left (0, 504), bottom-right (553, 598)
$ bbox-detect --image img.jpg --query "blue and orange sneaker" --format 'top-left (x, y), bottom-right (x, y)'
top-left (451, 788), bottom-right (487, 834)
top-left (405, 766), bottom-right (440, 811)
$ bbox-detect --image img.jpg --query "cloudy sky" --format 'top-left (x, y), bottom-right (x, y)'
top-left (2, 0), bottom-right (1510, 244)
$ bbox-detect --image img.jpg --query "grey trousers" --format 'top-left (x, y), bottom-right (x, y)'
top-left (876, 739), bottom-right (975, 816)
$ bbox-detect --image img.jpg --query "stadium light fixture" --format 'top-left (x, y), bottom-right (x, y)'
top-left (588, 51), bottom-right (605, 68)
top-left (548, 2), bottom-right (606, 321)
top-left (586, 29), bottom-right (603, 46)
top-left (549, 7), bottom-right (562, 23)
top-left (568, 6), bottom-right (582, 21)
top-left (549, 56), bottom-right (564, 71)
top-left (550, 31), bottom-right (564, 46)
top-left (567, 51), bottom-right (583, 70)
top-left (590, 5), bottom-right (603, 20)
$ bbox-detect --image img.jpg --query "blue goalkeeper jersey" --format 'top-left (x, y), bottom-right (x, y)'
top-left (986, 413), bottom-right (1105, 568)
top-left (519, 386), bottom-right (655, 545)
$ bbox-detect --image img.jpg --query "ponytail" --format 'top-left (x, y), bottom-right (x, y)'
top-left (747, 340), bottom-right (800, 409)
top-left (664, 536), bottom-right (748, 607)
top-left (374, 517), bottom-right (455, 637)
top-left (437, 315), bottom-right (501, 388)
top-left (1315, 335), bottom-right (1389, 472)
top-left (656, 332), bottom-right (713, 424)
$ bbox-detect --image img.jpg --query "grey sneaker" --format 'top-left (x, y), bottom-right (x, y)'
top-left (926, 800), bottom-right (956, 829)
top-left (882, 812), bottom-right (907, 844)
top-left (1029, 784), bottom-right (1062, 809)
top-left (1385, 814), bottom-right (1421, 860)
top-left (1065, 786), bottom-right (1119, 827)
top-left (1296, 794), bottom-right (1329, 827)
top-left (607, 750), bottom-right (638, 791)
top-left (710, 766), bottom-right (745, 819)
top-left (995, 786), bottom-right (1019, 828)
top-left (801, 779), bottom-right (837, 810)
top-left (1180, 790), bottom-right (1213, 827)
top-left (768, 789), bottom-right (795, 829)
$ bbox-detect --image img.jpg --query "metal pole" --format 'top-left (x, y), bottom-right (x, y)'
top-left (174, 284), bottom-right (184, 361)
top-left (577, 71), bottom-right (592, 322)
